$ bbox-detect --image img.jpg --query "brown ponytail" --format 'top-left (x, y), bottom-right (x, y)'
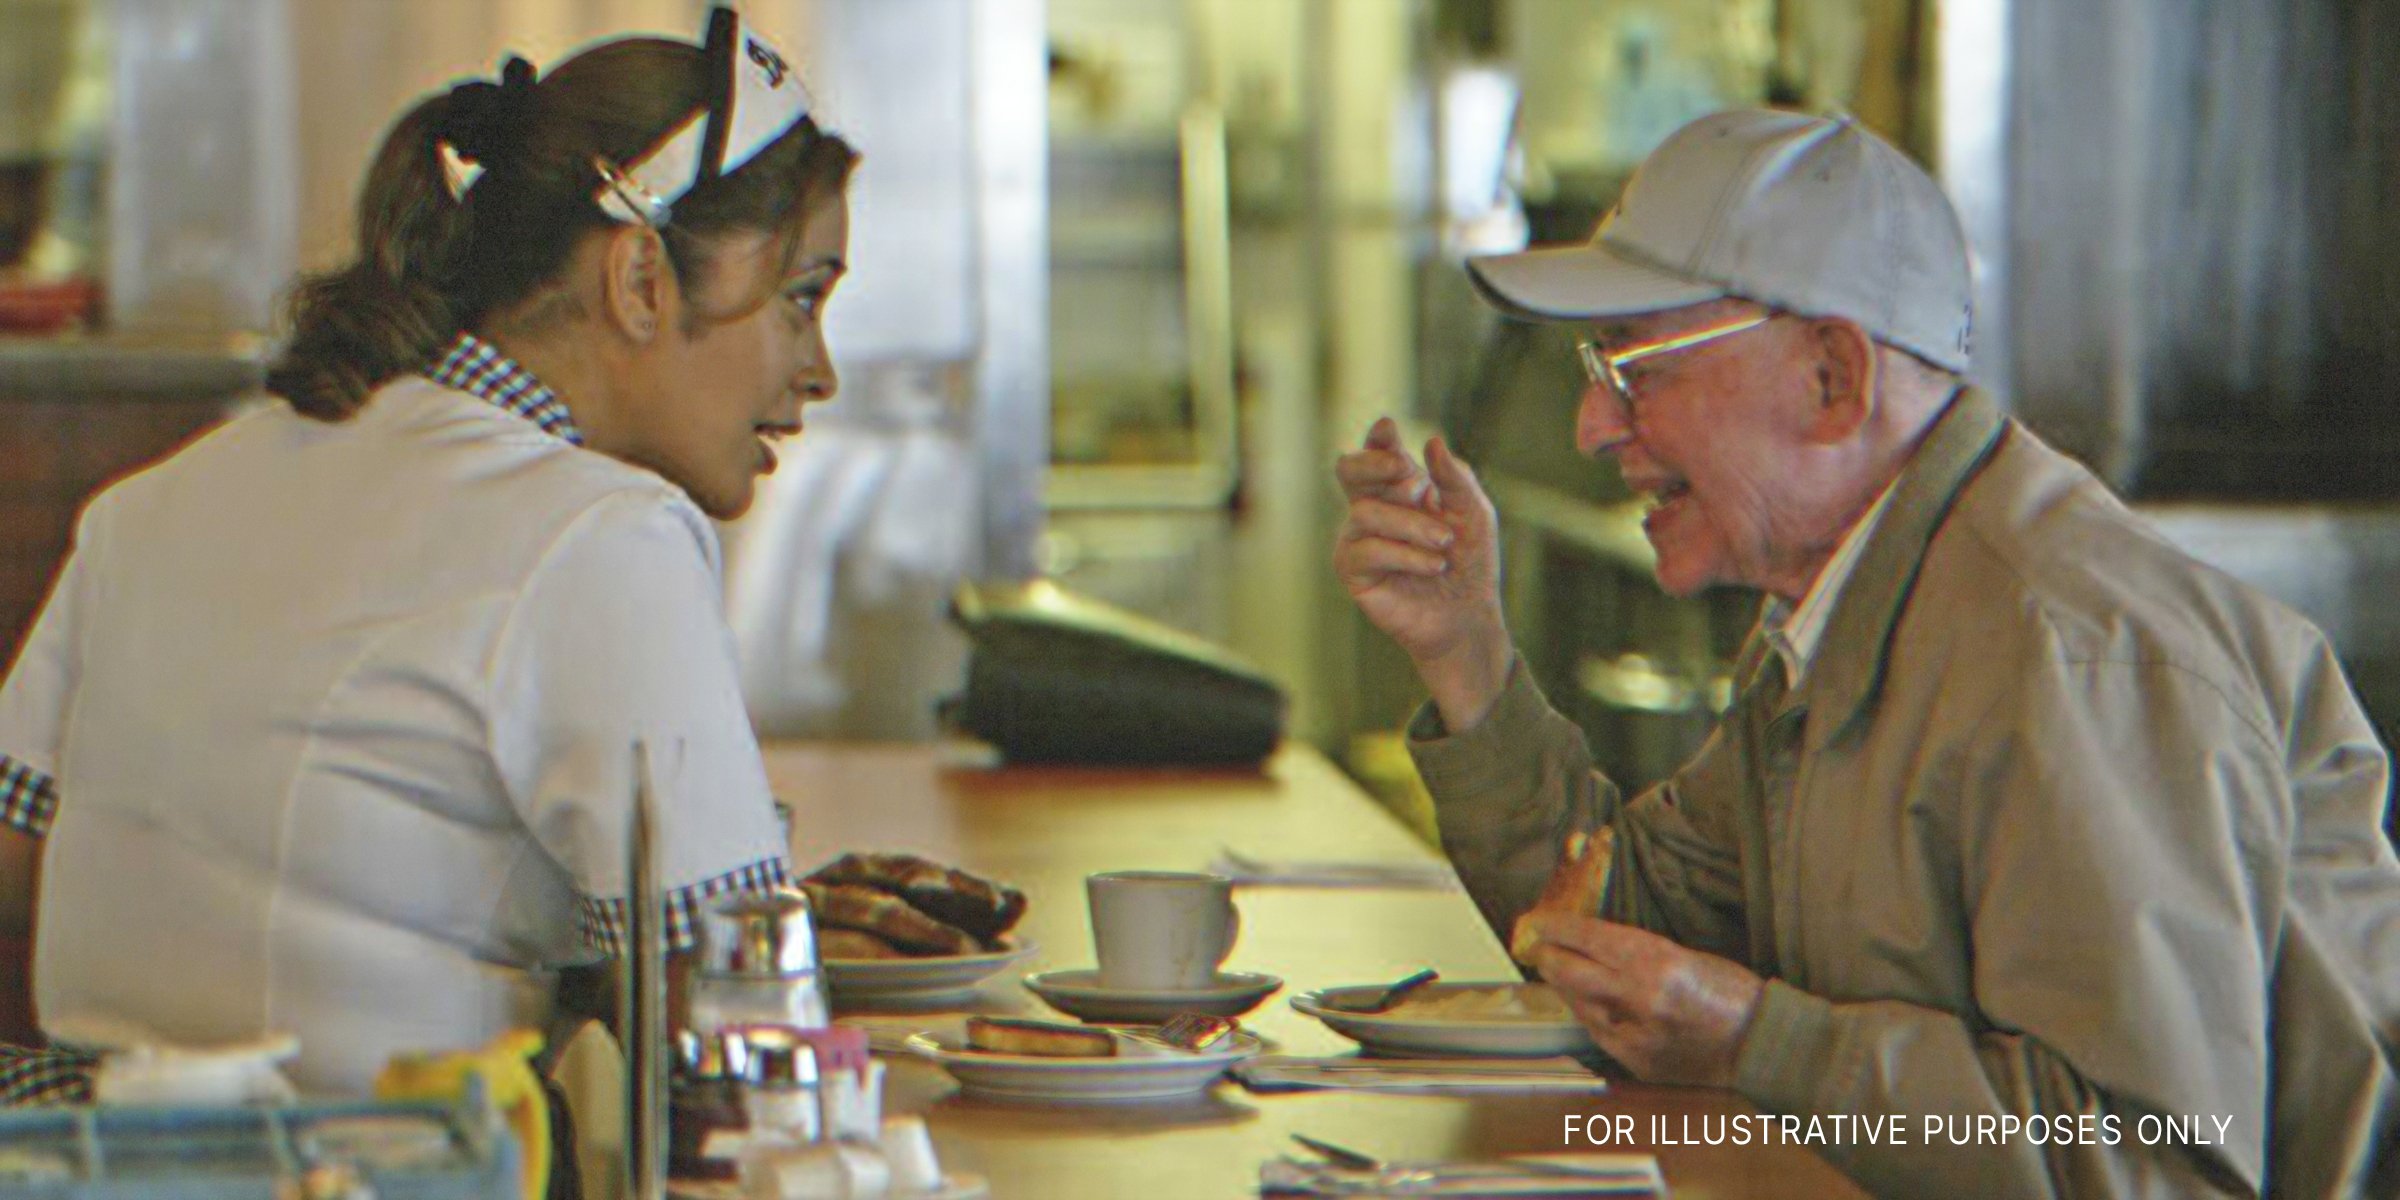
top-left (269, 41), bottom-right (856, 421)
top-left (267, 91), bottom-right (478, 420)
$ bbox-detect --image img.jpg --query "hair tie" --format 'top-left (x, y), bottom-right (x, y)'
top-left (436, 55), bottom-right (539, 200)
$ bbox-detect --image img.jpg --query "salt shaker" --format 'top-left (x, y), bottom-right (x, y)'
top-left (738, 1028), bottom-right (824, 1147)
top-left (692, 888), bottom-right (831, 1036)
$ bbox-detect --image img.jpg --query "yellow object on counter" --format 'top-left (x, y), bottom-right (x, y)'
top-left (375, 1028), bottom-right (549, 1200)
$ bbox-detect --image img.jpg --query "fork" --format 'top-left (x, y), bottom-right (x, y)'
top-left (1121, 1012), bottom-right (1235, 1052)
top-left (1287, 1135), bottom-right (1436, 1190)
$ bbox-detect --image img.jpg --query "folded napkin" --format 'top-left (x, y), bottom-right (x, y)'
top-left (1232, 1055), bottom-right (1607, 1095)
top-left (1260, 1154), bottom-right (1662, 1196)
top-left (1210, 848), bottom-right (1460, 890)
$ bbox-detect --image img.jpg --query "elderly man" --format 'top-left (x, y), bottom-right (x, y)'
top-left (1334, 110), bottom-right (2400, 1198)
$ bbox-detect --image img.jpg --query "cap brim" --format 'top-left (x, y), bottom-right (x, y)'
top-left (1466, 241), bottom-right (1725, 322)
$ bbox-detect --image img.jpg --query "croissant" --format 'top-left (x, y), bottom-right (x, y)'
top-left (806, 852), bottom-right (1028, 944)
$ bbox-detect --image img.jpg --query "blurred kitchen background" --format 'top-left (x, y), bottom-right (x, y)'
top-left (1, 0), bottom-right (2395, 840)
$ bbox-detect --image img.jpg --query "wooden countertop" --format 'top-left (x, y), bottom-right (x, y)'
top-left (765, 741), bottom-right (1866, 1200)
top-left (0, 333), bottom-right (266, 399)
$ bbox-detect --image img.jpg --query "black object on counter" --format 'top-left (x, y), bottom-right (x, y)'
top-left (943, 580), bottom-right (1287, 766)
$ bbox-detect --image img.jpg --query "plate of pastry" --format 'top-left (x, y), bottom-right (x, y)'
top-left (905, 1016), bottom-right (1261, 1103)
top-left (1291, 982), bottom-right (1595, 1058)
top-left (802, 854), bottom-right (1035, 1003)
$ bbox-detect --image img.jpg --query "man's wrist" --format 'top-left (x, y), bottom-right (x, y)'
top-left (1419, 619), bottom-right (1512, 732)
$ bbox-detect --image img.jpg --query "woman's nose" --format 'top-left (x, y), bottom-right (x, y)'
top-left (793, 349), bottom-right (837, 404)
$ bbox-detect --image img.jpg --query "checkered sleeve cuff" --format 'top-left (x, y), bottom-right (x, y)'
top-left (577, 855), bottom-right (793, 959)
top-left (0, 755), bottom-right (58, 839)
top-left (0, 1043), bottom-right (98, 1108)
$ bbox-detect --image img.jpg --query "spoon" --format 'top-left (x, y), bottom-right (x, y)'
top-left (1329, 968), bottom-right (1440, 1014)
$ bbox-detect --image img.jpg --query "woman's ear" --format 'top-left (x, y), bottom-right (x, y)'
top-left (1807, 317), bottom-right (1878, 444)
top-left (599, 225), bottom-right (673, 343)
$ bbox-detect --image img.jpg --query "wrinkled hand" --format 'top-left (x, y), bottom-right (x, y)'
top-left (1522, 913), bottom-right (1766, 1088)
top-left (1331, 418), bottom-right (1509, 727)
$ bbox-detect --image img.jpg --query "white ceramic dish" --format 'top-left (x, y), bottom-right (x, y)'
top-left (903, 1028), bottom-right (1262, 1103)
top-left (1291, 982), bottom-right (1596, 1058)
top-left (822, 941), bottom-right (1037, 1003)
top-left (1022, 969), bottom-right (1282, 1023)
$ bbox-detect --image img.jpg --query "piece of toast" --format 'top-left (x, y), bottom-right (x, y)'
top-left (1508, 826), bottom-right (1615, 966)
top-left (964, 1016), bottom-right (1116, 1058)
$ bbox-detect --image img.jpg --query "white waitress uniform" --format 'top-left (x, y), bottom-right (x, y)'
top-left (0, 334), bottom-right (791, 1095)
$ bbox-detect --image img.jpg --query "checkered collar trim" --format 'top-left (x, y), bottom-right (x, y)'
top-left (427, 332), bottom-right (584, 446)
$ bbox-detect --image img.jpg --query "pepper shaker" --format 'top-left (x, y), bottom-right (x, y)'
top-left (669, 1031), bottom-right (753, 1182)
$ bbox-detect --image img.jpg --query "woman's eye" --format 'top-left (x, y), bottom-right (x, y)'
top-left (784, 289), bottom-right (823, 320)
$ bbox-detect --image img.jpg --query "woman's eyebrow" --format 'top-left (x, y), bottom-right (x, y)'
top-left (789, 255), bottom-right (847, 280)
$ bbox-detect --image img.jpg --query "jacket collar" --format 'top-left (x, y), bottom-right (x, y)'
top-left (1780, 386), bottom-right (2009, 743)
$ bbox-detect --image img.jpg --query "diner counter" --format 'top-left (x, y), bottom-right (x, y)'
top-left (765, 740), bottom-right (1868, 1200)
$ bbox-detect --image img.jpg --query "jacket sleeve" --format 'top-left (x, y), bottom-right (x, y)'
top-left (1407, 656), bottom-right (1753, 965)
top-left (1733, 655), bottom-right (2280, 1199)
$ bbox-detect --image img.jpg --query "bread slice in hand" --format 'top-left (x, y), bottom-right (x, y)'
top-left (1508, 826), bottom-right (1615, 967)
top-left (965, 1016), bottom-right (1117, 1058)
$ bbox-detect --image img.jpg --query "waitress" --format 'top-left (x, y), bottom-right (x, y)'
top-left (0, 8), bottom-right (854, 1098)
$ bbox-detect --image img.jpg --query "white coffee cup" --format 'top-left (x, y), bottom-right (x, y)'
top-left (1087, 871), bottom-right (1240, 991)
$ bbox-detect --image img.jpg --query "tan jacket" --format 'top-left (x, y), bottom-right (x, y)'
top-left (1413, 389), bottom-right (2400, 1198)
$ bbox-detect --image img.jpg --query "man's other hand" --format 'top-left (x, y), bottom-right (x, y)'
top-left (1332, 418), bottom-right (1510, 729)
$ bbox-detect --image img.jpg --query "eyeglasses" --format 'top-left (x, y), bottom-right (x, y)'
top-left (1576, 312), bottom-right (1772, 411)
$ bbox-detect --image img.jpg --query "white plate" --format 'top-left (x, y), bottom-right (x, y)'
top-left (822, 941), bottom-right (1037, 1003)
top-left (1022, 969), bottom-right (1282, 1023)
top-left (904, 1028), bottom-right (1262, 1103)
top-left (1291, 983), bottom-right (1596, 1058)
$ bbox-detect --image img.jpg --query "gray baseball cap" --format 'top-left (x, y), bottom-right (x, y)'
top-left (1467, 109), bottom-right (1973, 372)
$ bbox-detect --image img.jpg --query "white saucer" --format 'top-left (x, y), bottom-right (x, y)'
top-left (1023, 969), bottom-right (1283, 1023)
top-left (822, 941), bottom-right (1037, 1004)
top-left (905, 1028), bottom-right (1262, 1103)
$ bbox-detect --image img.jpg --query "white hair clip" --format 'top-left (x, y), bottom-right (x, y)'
top-left (437, 140), bottom-right (485, 202)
